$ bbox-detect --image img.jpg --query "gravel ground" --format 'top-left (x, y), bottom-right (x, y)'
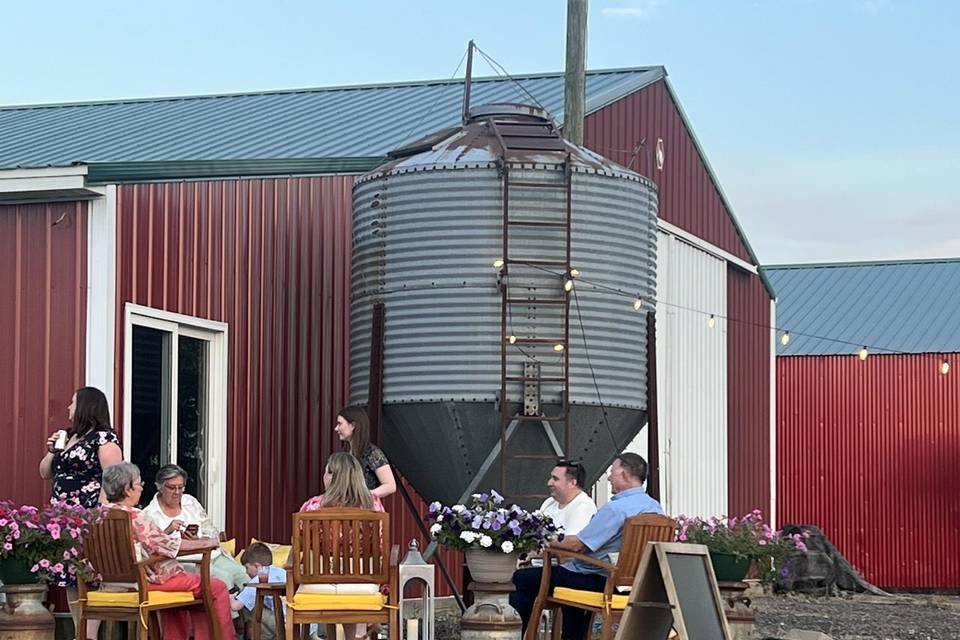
top-left (434, 593), bottom-right (960, 639)
top-left (754, 593), bottom-right (960, 640)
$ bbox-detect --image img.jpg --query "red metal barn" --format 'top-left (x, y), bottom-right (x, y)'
top-left (0, 67), bottom-right (775, 596)
top-left (768, 259), bottom-right (960, 589)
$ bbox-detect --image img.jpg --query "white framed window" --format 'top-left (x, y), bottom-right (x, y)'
top-left (122, 304), bottom-right (229, 529)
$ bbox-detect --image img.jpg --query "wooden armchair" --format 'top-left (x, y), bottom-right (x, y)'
top-left (525, 513), bottom-right (677, 640)
top-left (285, 509), bottom-right (400, 640)
top-left (78, 509), bottom-right (220, 640)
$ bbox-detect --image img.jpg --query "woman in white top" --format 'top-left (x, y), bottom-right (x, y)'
top-left (143, 464), bottom-right (248, 590)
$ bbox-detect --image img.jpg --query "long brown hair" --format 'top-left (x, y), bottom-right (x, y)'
top-left (321, 452), bottom-right (374, 510)
top-left (70, 387), bottom-right (112, 438)
top-left (338, 405), bottom-right (371, 459)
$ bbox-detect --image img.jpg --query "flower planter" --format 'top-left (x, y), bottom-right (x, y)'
top-left (0, 556), bottom-right (39, 586)
top-left (0, 583), bottom-right (55, 638)
top-left (464, 549), bottom-right (518, 584)
top-left (709, 551), bottom-right (752, 582)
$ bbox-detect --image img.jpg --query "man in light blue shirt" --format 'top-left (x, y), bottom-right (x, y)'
top-left (510, 453), bottom-right (663, 639)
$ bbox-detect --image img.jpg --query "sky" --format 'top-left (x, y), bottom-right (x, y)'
top-left (2, 0), bottom-right (957, 265)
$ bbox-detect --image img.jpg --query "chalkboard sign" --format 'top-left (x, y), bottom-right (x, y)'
top-left (615, 543), bottom-right (730, 640)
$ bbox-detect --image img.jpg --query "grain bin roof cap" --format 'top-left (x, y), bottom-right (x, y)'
top-left (360, 102), bottom-right (652, 187)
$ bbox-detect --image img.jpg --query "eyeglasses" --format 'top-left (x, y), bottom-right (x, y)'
top-left (556, 459), bottom-right (582, 470)
top-left (162, 484), bottom-right (186, 492)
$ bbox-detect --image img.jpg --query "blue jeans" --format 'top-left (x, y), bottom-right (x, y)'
top-left (510, 566), bottom-right (607, 639)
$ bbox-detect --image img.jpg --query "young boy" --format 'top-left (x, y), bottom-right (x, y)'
top-left (231, 542), bottom-right (287, 640)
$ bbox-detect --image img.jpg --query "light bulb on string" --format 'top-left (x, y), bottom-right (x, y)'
top-left (858, 346), bottom-right (869, 361)
top-left (569, 268), bottom-right (580, 278)
top-left (493, 259), bottom-right (504, 269)
top-left (553, 343), bottom-right (565, 352)
top-left (507, 335), bottom-right (517, 345)
top-left (941, 359), bottom-right (950, 375)
top-left (633, 298), bottom-right (644, 312)
top-left (780, 332), bottom-right (791, 346)
top-left (564, 279), bottom-right (574, 292)
top-left (707, 314), bottom-right (716, 329)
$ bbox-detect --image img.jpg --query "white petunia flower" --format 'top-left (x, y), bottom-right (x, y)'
top-left (479, 535), bottom-right (493, 548)
top-left (501, 541), bottom-right (515, 554)
top-left (430, 523), bottom-right (442, 536)
top-left (460, 531), bottom-right (479, 543)
top-left (452, 505), bottom-right (466, 513)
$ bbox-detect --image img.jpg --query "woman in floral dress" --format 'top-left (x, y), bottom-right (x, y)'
top-left (39, 386), bottom-right (122, 507)
top-left (38, 386), bottom-right (123, 638)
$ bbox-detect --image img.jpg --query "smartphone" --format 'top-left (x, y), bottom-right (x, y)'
top-left (185, 524), bottom-right (199, 537)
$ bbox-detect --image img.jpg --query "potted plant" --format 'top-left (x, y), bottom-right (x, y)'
top-left (427, 490), bottom-right (560, 583)
top-left (675, 510), bottom-right (807, 584)
top-left (0, 500), bottom-right (101, 585)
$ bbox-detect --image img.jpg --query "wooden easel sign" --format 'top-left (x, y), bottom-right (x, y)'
top-left (615, 542), bottom-right (731, 640)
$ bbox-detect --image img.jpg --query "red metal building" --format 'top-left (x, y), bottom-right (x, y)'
top-left (768, 260), bottom-right (960, 589)
top-left (0, 67), bottom-right (775, 595)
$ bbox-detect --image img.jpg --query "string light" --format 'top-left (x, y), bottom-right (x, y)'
top-left (708, 314), bottom-right (716, 329)
top-left (493, 258), bottom-right (504, 269)
top-left (780, 332), bottom-right (791, 346)
top-left (507, 335), bottom-right (517, 344)
top-left (564, 279), bottom-right (574, 292)
top-left (858, 346), bottom-right (869, 361)
top-left (633, 298), bottom-right (643, 312)
top-left (941, 359), bottom-right (950, 375)
top-left (553, 343), bottom-right (565, 352)
top-left (569, 268), bottom-right (581, 278)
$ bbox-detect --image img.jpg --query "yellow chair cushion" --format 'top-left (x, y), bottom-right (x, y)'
top-left (290, 588), bottom-right (386, 611)
top-left (551, 587), bottom-right (628, 610)
top-left (86, 590), bottom-right (195, 608)
top-left (220, 538), bottom-right (236, 557)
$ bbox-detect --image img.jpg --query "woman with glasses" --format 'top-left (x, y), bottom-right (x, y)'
top-left (143, 464), bottom-right (248, 590)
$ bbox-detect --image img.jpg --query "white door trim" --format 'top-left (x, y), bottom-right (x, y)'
top-left (85, 186), bottom-right (118, 419)
top-left (122, 303), bottom-right (229, 528)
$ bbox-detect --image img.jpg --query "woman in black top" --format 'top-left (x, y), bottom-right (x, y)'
top-left (39, 386), bottom-right (122, 507)
top-left (334, 405), bottom-right (396, 500)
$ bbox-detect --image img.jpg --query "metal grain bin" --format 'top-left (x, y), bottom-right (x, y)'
top-left (351, 104), bottom-right (658, 505)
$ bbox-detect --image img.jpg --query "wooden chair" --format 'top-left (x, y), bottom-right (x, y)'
top-left (525, 513), bottom-right (676, 640)
top-left (77, 509), bottom-right (220, 640)
top-left (285, 509), bottom-right (400, 640)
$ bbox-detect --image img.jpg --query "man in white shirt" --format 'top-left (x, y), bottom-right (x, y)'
top-left (540, 459), bottom-right (597, 536)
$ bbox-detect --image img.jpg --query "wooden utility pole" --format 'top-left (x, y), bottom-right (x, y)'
top-left (564, 0), bottom-right (588, 145)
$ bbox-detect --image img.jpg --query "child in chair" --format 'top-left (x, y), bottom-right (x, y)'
top-left (231, 542), bottom-right (287, 640)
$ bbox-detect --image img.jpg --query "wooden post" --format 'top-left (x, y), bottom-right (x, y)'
top-left (367, 302), bottom-right (385, 444)
top-left (646, 310), bottom-right (660, 501)
top-left (564, 0), bottom-right (588, 145)
top-left (462, 40), bottom-right (475, 124)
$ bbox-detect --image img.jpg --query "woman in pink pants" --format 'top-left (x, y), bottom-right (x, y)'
top-left (100, 462), bottom-right (233, 639)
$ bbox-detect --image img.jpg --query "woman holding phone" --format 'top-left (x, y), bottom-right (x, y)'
top-left (143, 464), bottom-right (248, 590)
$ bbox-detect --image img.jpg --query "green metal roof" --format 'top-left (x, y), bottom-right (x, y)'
top-left (764, 258), bottom-right (960, 355)
top-left (0, 67), bottom-right (665, 182)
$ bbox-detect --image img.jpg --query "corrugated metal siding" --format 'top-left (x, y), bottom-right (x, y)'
top-left (113, 178), bottom-right (461, 595)
top-left (778, 353), bottom-right (960, 589)
top-left (656, 231), bottom-right (727, 517)
top-left (766, 260), bottom-right (960, 355)
top-left (0, 202), bottom-right (87, 505)
top-left (584, 79), bottom-right (752, 263)
top-left (727, 268), bottom-right (773, 517)
top-left (0, 69), bottom-right (662, 169)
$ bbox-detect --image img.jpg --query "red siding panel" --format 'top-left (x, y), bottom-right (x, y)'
top-left (584, 79), bottom-right (753, 262)
top-left (778, 353), bottom-right (960, 589)
top-left (114, 178), bottom-right (462, 595)
top-left (0, 202), bottom-right (87, 506)
top-left (727, 268), bottom-right (772, 517)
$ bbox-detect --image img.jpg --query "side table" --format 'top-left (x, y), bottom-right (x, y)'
top-left (251, 582), bottom-right (287, 640)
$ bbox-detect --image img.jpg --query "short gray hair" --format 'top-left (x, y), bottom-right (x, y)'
top-left (614, 452), bottom-right (648, 483)
top-left (155, 464), bottom-right (188, 489)
top-left (102, 462), bottom-right (141, 502)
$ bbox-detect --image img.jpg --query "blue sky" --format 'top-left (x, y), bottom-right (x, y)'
top-left (2, 0), bottom-right (956, 264)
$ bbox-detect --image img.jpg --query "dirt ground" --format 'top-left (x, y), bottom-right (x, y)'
top-left (435, 592), bottom-right (960, 639)
top-left (754, 592), bottom-right (960, 640)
